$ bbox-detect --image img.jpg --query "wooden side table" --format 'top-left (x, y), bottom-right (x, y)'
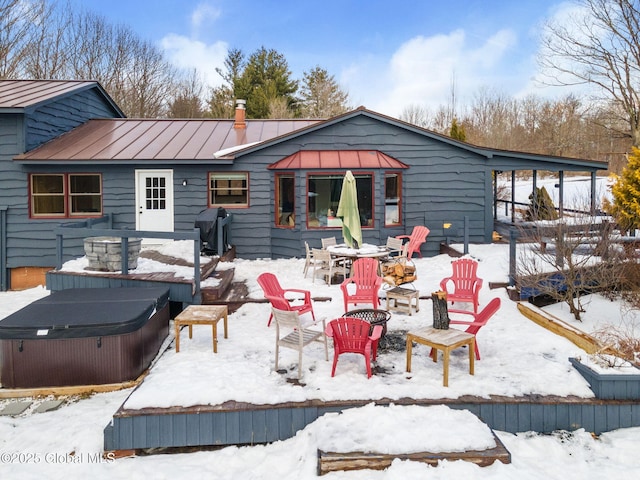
top-left (174, 305), bottom-right (228, 353)
top-left (406, 326), bottom-right (475, 386)
top-left (385, 286), bottom-right (420, 315)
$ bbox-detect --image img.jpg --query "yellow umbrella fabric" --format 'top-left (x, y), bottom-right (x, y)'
top-left (337, 170), bottom-right (363, 248)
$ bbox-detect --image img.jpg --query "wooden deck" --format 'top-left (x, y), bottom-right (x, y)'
top-left (317, 430), bottom-right (511, 474)
top-left (34, 244), bottom-right (640, 465)
top-left (46, 247), bottom-right (237, 305)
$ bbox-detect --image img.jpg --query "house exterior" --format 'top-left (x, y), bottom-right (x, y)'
top-left (0, 80), bottom-right (608, 291)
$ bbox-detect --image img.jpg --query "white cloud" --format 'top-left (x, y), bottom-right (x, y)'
top-left (160, 33), bottom-right (228, 89)
top-left (343, 28), bottom-right (519, 117)
top-left (190, 2), bottom-right (222, 31)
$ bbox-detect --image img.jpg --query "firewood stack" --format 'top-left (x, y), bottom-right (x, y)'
top-left (381, 259), bottom-right (417, 286)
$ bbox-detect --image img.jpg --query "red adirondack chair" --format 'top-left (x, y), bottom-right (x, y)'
top-left (448, 297), bottom-right (501, 360)
top-left (325, 317), bottom-right (383, 378)
top-left (439, 258), bottom-right (483, 313)
top-left (340, 257), bottom-right (383, 312)
top-left (257, 272), bottom-right (315, 327)
top-left (396, 225), bottom-right (430, 258)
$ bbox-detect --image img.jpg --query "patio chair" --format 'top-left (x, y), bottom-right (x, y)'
top-left (385, 236), bottom-right (405, 258)
top-left (303, 241), bottom-right (314, 278)
top-left (342, 308), bottom-right (391, 357)
top-left (325, 317), bottom-right (383, 378)
top-left (340, 257), bottom-right (383, 312)
top-left (257, 272), bottom-right (315, 327)
top-left (447, 297), bottom-right (501, 360)
top-left (272, 308), bottom-right (328, 379)
top-left (321, 236), bottom-right (337, 248)
top-left (439, 258), bottom-right (483, 313)
top-left (396, 225), bottom-right (430, 258)
top-left (311, 248), bottom-right (347, 284)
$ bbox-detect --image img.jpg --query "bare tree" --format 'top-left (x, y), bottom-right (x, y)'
top-left (119, 39), bottom-right (178, 118)
top-left (399, 104), bottom-right (431, 127)
top-left (539, 0), bottom-right (640, 146)
top-left (517, 205), bottom-right (621, 321)
top-left (22, 1), bottom-right (69, 79)
top-left (0, 0), bottom-right (47, 78)
top-left (168, 69), bottom-right (206, 118)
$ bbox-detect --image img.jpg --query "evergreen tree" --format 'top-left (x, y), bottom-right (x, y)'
top-left (606, 146), bottom-right (640, 231)
top-left (235, 47), bottom-right (298, 118)
top-left (449, 117), bottom-right (467, 141)
top-left (299, 66), bottom-right (349, 117)
top-left (525, 186), bottom-right (558, 221)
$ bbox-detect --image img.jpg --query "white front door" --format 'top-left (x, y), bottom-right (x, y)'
top-left (135, 170), bottom-right (174, 234)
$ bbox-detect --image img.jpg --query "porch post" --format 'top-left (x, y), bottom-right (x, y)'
top-left (590, 172), bottom-right (597, 215)
top-left (558, 171), bottom-right (564, 218)
top-left (511, 171), bottom-right (516, 223)
top-left (509, 226), bottom-right (517, 286)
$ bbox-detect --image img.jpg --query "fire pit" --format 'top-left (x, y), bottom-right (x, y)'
top-left (342, 309), bottom-right (392, 339)
top-left (84, 236), bottom-right (142, 271)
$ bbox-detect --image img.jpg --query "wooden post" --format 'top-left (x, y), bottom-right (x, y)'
top-left (432, 291), bottom-right (450, 329)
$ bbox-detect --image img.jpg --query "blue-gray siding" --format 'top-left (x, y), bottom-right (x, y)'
top-left (25, 89), bottom-right (121, 151)
top-left (3, 106), bottom-right (607, 273)
top-left (103, 397), bottom-right (640, 451)
top-left (231, 118), bottom-right (492, 260)
top-left (0, 87), bottom-right (124, 278)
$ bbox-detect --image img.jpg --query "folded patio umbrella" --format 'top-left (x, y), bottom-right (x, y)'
top-left (337, 170), bottom-right (363, 248)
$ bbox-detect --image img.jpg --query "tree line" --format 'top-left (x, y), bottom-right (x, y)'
top-left (3, 0), bottom-right (640, 174)
top-left (401, 88), bottom-right (631, 173)
top-left (0, 0), bottom-right (350, 119)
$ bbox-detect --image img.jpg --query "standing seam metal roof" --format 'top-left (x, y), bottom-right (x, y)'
top-left (15, 118), bottom-right (321, 161)
top-left (0, 80), bottom-right (103, 109)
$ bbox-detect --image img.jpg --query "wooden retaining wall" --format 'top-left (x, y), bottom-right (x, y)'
top-left (103, 395), bottom-right (640, 453)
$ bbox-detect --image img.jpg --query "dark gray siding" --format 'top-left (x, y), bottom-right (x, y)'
top-left (0, 88), bottom-right (124, 280)
top-left (25, 89), bottom-right (121, 151)
top-left (229, 116), bottom-right (491, 260)
top-left (0, 87), bottom-right (124, 274)
top-left (103, 397), bottom-right (640, 451)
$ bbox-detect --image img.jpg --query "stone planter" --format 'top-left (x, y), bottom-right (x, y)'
top-left (84, 236), bottom-right (142, 272)
top-left (569, 357), bottom-right (640, 400)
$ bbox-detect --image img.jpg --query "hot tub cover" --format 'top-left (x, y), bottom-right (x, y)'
top-left (0, 287), bottom-right (169, 340)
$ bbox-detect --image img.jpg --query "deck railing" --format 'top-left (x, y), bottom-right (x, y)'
top-left (54, 214), bottom-right (205, 297)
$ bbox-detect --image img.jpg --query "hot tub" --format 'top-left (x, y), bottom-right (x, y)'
top-left (0, 287), bottom-right (170, 389)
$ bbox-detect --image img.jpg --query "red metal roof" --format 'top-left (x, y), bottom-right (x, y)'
top-left (0, 80), bottom-right (99, 109)
top-left (15, 118), bottom-right (321, 161)
top-left (267, 150), bottom-right (408, 169)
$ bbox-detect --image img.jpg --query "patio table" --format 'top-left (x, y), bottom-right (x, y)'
top-left (406, 326), bottom-right (475, 387)
top-left (326, 244), bottom-right (390, 275)
top-left (174, 305), bottom-right (228, 353)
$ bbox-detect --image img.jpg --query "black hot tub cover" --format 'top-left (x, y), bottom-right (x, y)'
top-left (0, 287), bottom-right (170, 340)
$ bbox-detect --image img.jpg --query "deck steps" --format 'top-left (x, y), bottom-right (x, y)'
top-left (317, 431), bottom-right (511, 475)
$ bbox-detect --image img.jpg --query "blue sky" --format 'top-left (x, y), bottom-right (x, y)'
top-left (69, 0), bottom-right (576, 116)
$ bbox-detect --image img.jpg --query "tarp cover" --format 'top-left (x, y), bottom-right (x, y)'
top-left (0, 287), bottom-right (169, 340)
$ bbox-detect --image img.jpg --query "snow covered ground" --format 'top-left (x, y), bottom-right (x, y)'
top-left (1, 239), bottom-right (639, 478)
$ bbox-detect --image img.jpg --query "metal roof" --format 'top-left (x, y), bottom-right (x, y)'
top-left (15, 118), bottom-right (321, 162)
top-left (0, 80), bottom-right (102, 110)
top-left (267, 150), bottom-right (409, 169)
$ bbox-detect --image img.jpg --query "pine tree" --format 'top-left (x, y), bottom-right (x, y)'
top-left (606, 146), bottom-right (640, 231)
top-left (236, 47), bottom-right (298, 118)
top-left (525, 186), bottom-right (558, 221)
top-left (299, 66), bottom-right (349, 118)
top-left (449, 117), bottom-right (467, 141)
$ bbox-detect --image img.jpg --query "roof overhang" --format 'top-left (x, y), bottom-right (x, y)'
top-left (267, 150), bottom-right (409, 170)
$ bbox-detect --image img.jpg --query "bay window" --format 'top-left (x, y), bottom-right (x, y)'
top-left (307, 173), bottom-right (373, 228)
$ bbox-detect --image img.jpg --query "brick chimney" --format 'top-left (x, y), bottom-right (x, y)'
top-left (234, 99), bottom-right (246, 129)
